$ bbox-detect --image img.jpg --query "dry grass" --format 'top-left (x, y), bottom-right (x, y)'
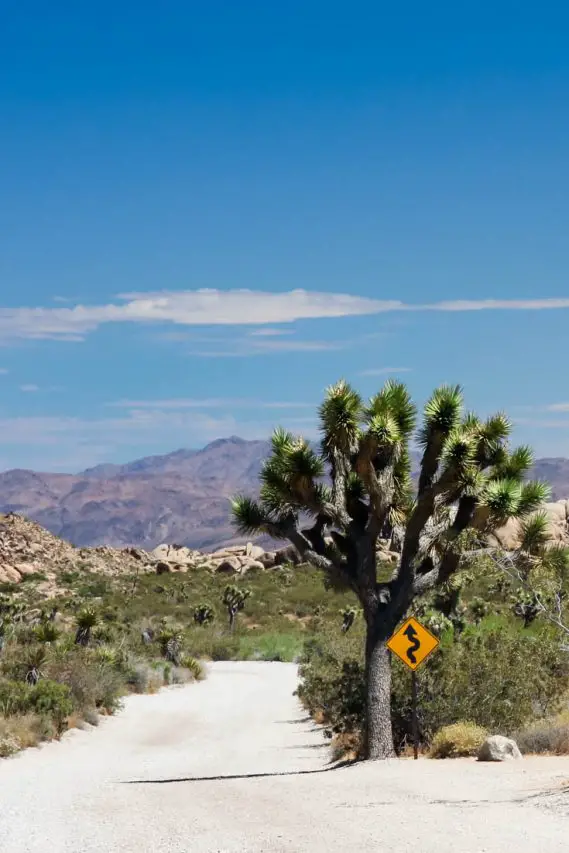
top-left (331, 731), bottom-right (360, 762)
top-left (514, 711), bottom-right (569, 755)
top-left (0, 712), bottom-right (56, 756)
top-left (429, 721), bottom-right (488, 759)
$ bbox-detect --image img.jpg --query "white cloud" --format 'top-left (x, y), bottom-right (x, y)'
top-left (358, 367), bottom-right (412, 376)
top-left (2, 289), bottom-right (569, 343)
top-left (248, 328), bottom-right (294, 337)
top-left (513, 417), bottom-right (569, 429)
top-left (20, 383), bottom-right (39, 392)
top-left (107, 398), bottom-right (314, 410)
top-left (545, 403), bottom-right (569, 412)
top-left (0, 368), bottom-right (8, 374)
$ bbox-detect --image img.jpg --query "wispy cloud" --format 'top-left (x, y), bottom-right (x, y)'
top-left (0, 368), bottom-right (8, 375)
top-left (248, 327), bottom-right (294, 337)
top-left (358, 367), bottom-right (412, 377)
top-left (2, 289), bottom-right (569, 343)
top-left (107, 398), bottom-right (314, 410)
top-left (545, 403), bottom-right (569, 412)
top-left (20, 383), bottom-right (39, 392)
top-left (514, 417), bottom-right (569, 429)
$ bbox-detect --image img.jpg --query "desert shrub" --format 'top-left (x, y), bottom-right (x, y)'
top-left (46, 646), bottom-right (124, 713)
top-left (429, 722), bottom-right (488, 758)
top-left (180, 655), bottom-right (205, 680)
top-left (238, 632), bottom-right (304, 662)
top-left (0, 679), bottom-right (72, 733)
top-left (297, 620), bottom-right (569, 753)
top-left (0, 679), bottom-right (30, 715)
top-left (27, 681), bottom-right (73, 732)
top-left (0, 731), bottom-right (20, 757)
top-left (513, 713), bottom-right (569, 755)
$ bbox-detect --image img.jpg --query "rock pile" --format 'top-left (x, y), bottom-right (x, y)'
top-left (2, 497), bottom-right (569, 594)
top-left (489, 500), bottom-right (569, 550)
top-left (150, 541), bottom-right (299, 575)
top-left (0, 513), bottom-right (154, 593)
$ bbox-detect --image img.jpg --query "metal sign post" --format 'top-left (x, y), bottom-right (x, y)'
top-left (386, 616), bottom-right (440, 759)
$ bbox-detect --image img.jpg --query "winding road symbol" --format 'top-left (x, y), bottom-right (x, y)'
top-left (403, 623), bottom-right (421, 664)
top-left (386, 617), bottom-right (440, 671)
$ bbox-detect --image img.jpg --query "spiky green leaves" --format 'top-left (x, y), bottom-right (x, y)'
top-left (365, 380), bottom-right (417, 439)
top-left (519, 512), bottom-right (550, 555)
top-left (420, 384), bottom-right (463, 447)
top-left (482, 478), bottom-right (550, 525)
top-left (517, 480), bottom-right (550, 514)
top-left (319, 379), bottom-right (362, 458)
top-left (231, 495), bottom-right (274, 536)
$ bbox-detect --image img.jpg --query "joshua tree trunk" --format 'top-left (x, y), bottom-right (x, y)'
top-left (363, 617), bottom-right (396, 759)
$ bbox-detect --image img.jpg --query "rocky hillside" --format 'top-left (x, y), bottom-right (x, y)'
top-left (0, 512), bottom-right (306, 594)
top-left (2, 498), bottom-right (569, 596)
top-left (0, 437), bottom-right (568, 550)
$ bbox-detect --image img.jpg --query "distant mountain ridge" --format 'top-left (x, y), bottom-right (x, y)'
top-left (0, 437), bottom-right (567, 551)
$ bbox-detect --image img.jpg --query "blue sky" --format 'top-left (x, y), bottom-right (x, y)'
top-left (1, 1), bottom-right (569, 472)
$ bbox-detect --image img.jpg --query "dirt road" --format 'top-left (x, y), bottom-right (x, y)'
top-left (1, 662), bottom-right (569, 852)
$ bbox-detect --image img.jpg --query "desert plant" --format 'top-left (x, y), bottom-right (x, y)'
top-left (429, 721), bottom-right (488, 758)
top-left (34, 622), bottom-right (60, 644)
top-left (181, 655), bottom-right (205, 680)
top-left (23, 646), bottom-right (47, 686)
top-left (157, 626), bottom-right (183, 665)
top-left (233, 381), bottom-right (550, 758)
top-left (193, 603), bottom-right (215, 626)
top-left (340, 606), bottom-right (359, 633)
top-left (513, 713), bottom-right (569, 755)
top-left (74, 608), bottom-right (98, 647)
top-left (222, 585), bottom-right (252, 631)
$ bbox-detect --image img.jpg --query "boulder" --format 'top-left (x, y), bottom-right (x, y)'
top-left (151, 544), bottom-right (196, 565)
top-left (239, 558), bottom-right (265, 574)
top-left (490, 501), bottom-right (569, 550)
top-left (215, 556), bottom-right (241, 574)
top-left (274, 544), bottom-right (302, 566)
top-left (0, 565), bottom-right (22, 583)
top-left (245, 542), bottom-right (265, 561)
top-left (477, 735), bottom-right (522, 762)
top-left (259, 551), bottom-right (277, 568)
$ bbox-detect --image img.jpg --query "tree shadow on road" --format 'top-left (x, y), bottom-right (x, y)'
top-left (124, 761), bottom-right (355, 785)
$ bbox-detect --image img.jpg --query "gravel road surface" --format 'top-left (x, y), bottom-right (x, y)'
top-left (1, 661), bottom-right (569, 852)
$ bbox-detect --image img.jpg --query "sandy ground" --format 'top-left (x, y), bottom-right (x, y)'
top-left (1, 661), bottom-right (569, 852)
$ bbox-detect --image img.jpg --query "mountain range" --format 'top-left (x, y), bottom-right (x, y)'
top-left (1, 437), bottom-right (568, 551)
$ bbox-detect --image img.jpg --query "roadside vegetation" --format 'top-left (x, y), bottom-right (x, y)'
top-left (2, 540), bottom-right (569, 760)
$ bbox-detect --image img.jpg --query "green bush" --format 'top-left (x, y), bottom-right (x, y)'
top-left (0, 679), bottom-right (73, 733)
top-left (297, 620), bottom-right (569, 753)
top-left (430, 722), bottom-right (488, 758)
top-left (27, 681), bottom-right (74, 732)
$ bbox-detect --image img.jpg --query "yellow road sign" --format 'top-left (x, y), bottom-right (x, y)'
top-left (386, 616), bottom-right (439, 671)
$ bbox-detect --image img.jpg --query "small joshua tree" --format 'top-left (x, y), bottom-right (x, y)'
top-left (222, 585), bottom-right (251, 631)
top-left (193, 603), bottom-right (215, 626)
top-left (74, 608), bottom-right (98, 647)
top-left (157, 625), bottom-right (183, 665)
top-left (340, 606), bottom-right (359, 633)
top-left (232, 379), bottom-right (551, 759)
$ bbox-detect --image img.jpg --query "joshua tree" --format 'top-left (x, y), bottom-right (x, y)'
top-left (74, 608), bottom-right (98, 647)
top-left (24, 646), bottom-right (47, 685)
top-left (222, 585), bottom-right (251, 631)
top-left (340, 606), bottom-right (359, 633)
top-left (157, 625), bottom-right (183, 665)
top-left (193, 603), bottom-right (215, 626)
top-left (232, 380), bottom-right (549, 759)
